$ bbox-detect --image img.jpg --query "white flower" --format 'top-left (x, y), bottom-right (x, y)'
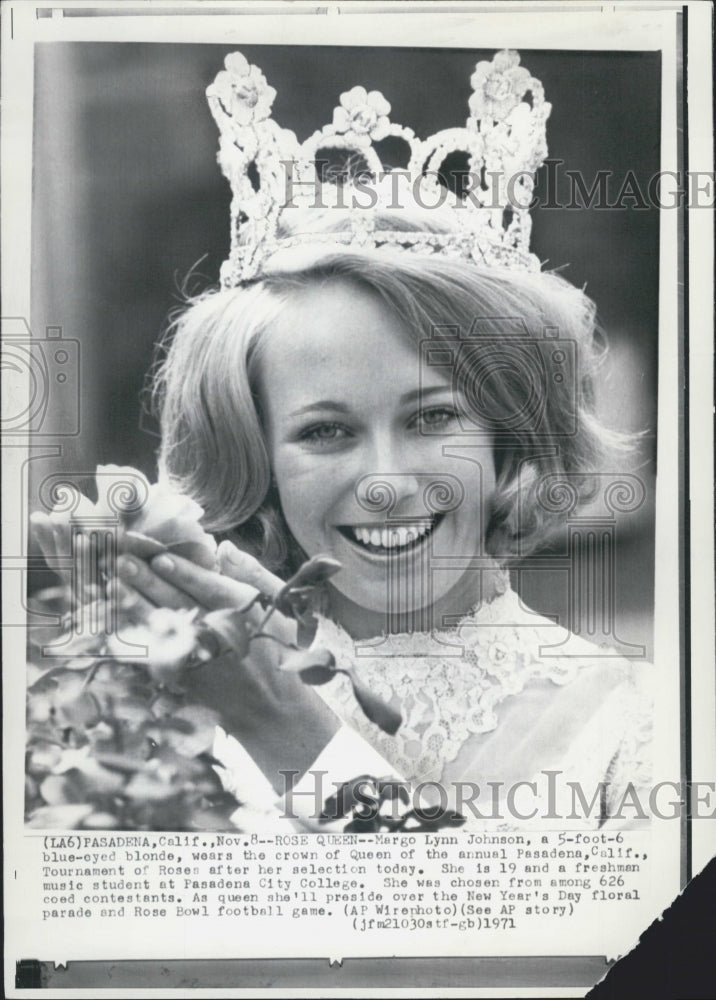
top-left (211, 52), bottom-right (276, 126)
top-left (469, 50), bottom-right (531, 122)
top-left (486, 640), bottom-right (509, 667)
top-left (43, 465), bottom-right (217, 570)
top-left (107, 607), bottom-right (198, 673)
top-left (332, 86), bottom-right (391, 147)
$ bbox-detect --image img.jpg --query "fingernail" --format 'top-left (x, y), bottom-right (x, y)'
top-left (153, 554), bottom-right (175, 573)
top-left (118, 556), bottom-right (138, 577)
top-left (218, 541), bottom-right (241, 563)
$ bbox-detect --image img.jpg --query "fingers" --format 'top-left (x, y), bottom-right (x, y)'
top-left (149, 552), bottom-right (258, 611)
top-left (112, 577), bottom-right (156, 622)
top-left (218, 541), bottom-right (286, 600)
top-left (117, 554), bottom-right (197, 610)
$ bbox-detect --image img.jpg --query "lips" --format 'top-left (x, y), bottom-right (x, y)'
top-left (337, 515), bottom-right (444, 556)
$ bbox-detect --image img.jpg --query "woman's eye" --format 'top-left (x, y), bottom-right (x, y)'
top-left (299, 422), bottom-right (350, 446)
top-left (414, 406), bottom-right (461, 430)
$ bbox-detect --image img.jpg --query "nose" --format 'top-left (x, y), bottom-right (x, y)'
top-left (355, 471), bottom-right (421, 519)
top-left (354, 432), bottom-right (421, 516)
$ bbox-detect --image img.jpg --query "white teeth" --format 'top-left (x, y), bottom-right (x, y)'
top-left (350, 522), bottom-right (435, 550)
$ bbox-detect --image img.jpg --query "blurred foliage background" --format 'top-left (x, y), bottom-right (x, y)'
top-left (30, 43), bottom-right (660, 655)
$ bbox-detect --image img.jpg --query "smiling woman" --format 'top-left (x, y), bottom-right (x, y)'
top-left (239, 279), bottom-right (496, 638)
top-left (28, 46), bottom-right (658, 832)
top-left (143, 184), bottom-right (654, 826)
top-left (155, 239), bottom-right (605, 642)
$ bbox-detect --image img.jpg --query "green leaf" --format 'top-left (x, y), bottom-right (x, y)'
top-left (279, 647), bottom-right (335, 674)
top-left (320, 775), bottom-right (376, 821)
top-left (283, 555), bottom-right (342, 590)
top-left (298, 665), bottom-right (336, 686)
top-left (344, 816), bottom-right (381, 833)
top-left (344, 668), bottom-right (402, 735)
top-left (377, 779), bottom-right (410, 804)
top-left (274, 585), bottom-right (318, 624)
top-left (279, 647), bottom-right (336, 686)
top-left (273, 556), bottom-right (341, 620)
top-left (405, 808), bottom-right (467, 830)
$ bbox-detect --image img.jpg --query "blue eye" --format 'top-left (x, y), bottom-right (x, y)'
top-left (415, 406), bottom-right (461, 430)
top-left (299, 422), bottom-right (350, 446)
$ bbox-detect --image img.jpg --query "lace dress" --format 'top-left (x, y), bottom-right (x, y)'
top-left (310, 570), bottom-right (654, 828)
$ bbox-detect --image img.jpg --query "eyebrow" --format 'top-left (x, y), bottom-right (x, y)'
top-left (399, 385), bottom-right (456, 404)
top-left (288, 386), bottom-right (455, 418)
top-left (288, 400), bottom-right (351, 418)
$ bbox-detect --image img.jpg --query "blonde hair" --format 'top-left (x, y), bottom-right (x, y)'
top-left (153, 203), bottom-right (627, 574)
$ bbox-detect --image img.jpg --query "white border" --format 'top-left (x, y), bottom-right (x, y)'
top-left (686, 0), bottom-right (715, 880)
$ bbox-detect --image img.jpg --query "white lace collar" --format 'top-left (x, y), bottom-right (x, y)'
top-left (310, 574), bottom-right (607, 783)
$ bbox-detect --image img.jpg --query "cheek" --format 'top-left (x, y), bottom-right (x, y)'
top-left (443, 447), bottom-right (497, 524)
top-left (270, 450), bottom-right (344, 549)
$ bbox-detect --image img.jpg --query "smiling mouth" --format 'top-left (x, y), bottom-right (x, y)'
top-left (337, 515), bottom-right (444, 556)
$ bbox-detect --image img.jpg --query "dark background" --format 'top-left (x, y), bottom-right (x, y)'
top-left (31, 43), bottom-right (661, 653)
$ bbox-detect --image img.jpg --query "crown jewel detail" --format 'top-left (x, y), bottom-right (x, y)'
top-left (207, 49), bottom-right (551, 287)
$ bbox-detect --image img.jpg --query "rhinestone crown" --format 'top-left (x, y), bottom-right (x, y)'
top-left (207, 49), bottom-right (551, 287)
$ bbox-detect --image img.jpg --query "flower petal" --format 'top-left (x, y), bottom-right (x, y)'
top-left (332, 107), bottom-right (351, 131)
top-left (493, 49), bottom-right (520, 72)
top-left (367, 91), bottom-right (391, 116)
top-left (370, 117), bottom-right (391, 142)
top-left (342, 85), bottom-right (368, 108)
top-left (508, 66), bottom-right (532, 96)
top-left (470, 61), bottom-right (492, 87)
top-left (91, 476), bottom-right (142, 528)
top-left (225, 52), bottom-right (250, 76)
top-left (468, 92), bottom-right (488, 119)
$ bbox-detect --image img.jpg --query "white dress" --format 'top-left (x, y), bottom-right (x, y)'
top-left (215, 569), bottom-right (654, 830)
top-left (308, 569), bottom-right (654, 828)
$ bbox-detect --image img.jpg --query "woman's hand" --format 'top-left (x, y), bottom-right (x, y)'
top-left (117, 543), bottom-right (282, 621)
top-left (115, 542), bottom-right (341, 795)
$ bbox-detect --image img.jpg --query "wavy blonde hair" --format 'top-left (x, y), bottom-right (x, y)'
top-left (153, 204), bottom-right (628, 574)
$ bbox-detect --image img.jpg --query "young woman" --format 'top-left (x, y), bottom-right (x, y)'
top-left (96, 194), bottom-right (653, 827)
top-left (31, 49), bottom-right (654, 829)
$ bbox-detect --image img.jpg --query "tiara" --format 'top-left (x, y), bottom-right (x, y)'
top-left (207, 49), bottom-right (551, 287)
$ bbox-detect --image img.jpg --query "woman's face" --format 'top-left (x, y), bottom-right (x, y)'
top-left (256, 280), bottom-right (496, 634)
